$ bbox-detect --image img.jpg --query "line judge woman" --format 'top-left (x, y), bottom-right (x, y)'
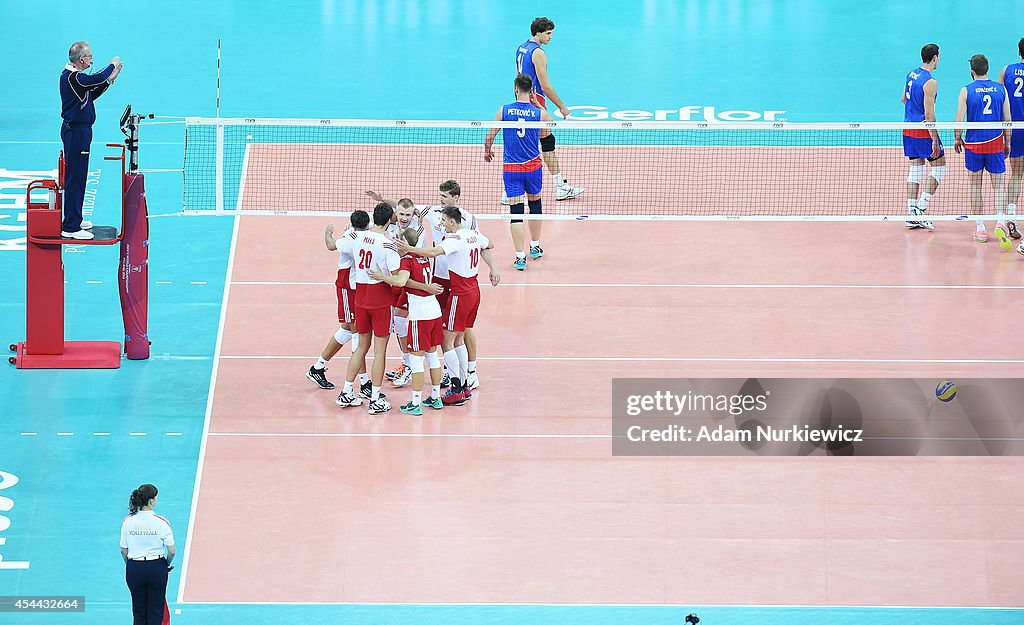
top-left (120, 484), bottom-right (174, 625)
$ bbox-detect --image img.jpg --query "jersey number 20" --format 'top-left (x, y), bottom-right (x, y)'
top-left (358, 249), bottom-right (373, 269)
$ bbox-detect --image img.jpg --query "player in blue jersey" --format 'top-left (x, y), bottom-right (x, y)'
top-left (509, 16), bottom-right (584, 204)
top-left (954, 54), bottom-right (1012, 245)
top-left (901, 43), bottom-right (946, 230)
top-left (997, 37), bottom-right (1024, 241)
top-left (484, 74), bottom-right (554, 270)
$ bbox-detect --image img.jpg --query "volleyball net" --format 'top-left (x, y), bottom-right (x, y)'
top-left (181, 118), bottom-right (1024, 221)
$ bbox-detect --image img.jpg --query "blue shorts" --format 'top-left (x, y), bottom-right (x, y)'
top-left (503, 168), bottom-right (543, 198)
top-left (1010, 132), bottom-right (1024, 159)
top-left (903, 135), bottom-right (943, 160)
top-left (964, 149), bottom-right (1006, 174)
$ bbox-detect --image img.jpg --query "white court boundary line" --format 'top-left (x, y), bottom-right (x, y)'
top-left (234, 143), bottom-right (251, 212)
top-left (228, 281), bottom-right (1024, 290)
top-left (173, 600), bottom-right (1024, 610)
top-left (204, 432), bottom-right (1024, 442)
top-left (218, 355), bottom-right (1024, 364)
top-left (176, 213), bottom-right (241, 604)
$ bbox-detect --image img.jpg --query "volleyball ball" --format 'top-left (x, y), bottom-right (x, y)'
top-left (935, 380), bottom-right (957, 402)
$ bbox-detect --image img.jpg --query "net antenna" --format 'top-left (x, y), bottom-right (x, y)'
top-left (119, 104), bottom-right (155, 175)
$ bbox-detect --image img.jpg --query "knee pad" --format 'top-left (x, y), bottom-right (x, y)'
top-left (928, 165), bottom-right (947, 184)
top-left (528, 198), bottom-right (543, 215)
top-left (408, 353), bottom-right (425, 374)
top-left (425, 349), bottom-right (441, 369)
top-left (540, 133), bottom-right (556, 152)
top-left (392, 315), bottom-right (409, 338)
top-left (510, 202), bottom-right (524, 224)
top-left (907, 164), bottom-right (925, 185)
top-left (334, 327), bottom-right (353, 344)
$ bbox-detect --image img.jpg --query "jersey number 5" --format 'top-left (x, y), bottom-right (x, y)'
top-left (358, 249), bottom-right (373, 269)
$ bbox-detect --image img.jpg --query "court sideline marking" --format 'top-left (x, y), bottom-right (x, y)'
top-left (175, 214), bottom-right (240, 604)
top-left (229, 281), bottom-right (1024, 290)
top-left (218, 355), bottom-right (1024, 364)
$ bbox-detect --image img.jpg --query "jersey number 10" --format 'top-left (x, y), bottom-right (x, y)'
top-left (469, 248), bottom-right (480, 268)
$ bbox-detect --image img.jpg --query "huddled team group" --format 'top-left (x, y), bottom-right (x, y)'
top-left (305, 182), bottom-right (498, 415)
top-left (902, 40), bottom-right (1024, 254)
top-left (303, 17), bottom-right (588, 415)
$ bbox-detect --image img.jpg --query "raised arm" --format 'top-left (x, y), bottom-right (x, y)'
top-left (324, 224), bottom-right (338, 251)
top-left (533, 49), bottom-right (570, 119)
top-left (73, 62), bottom-right (117, 88)
top-left (364, 190), bottom-right (401, 207)
top-left (397, 237), bottom-right (445, 258)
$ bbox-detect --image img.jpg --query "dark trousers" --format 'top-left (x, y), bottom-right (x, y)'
top-left (60, 121), bottom-right (92, 232)
top-left (126, 558), bottom-right (168, 625)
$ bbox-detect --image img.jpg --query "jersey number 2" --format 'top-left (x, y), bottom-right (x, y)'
top-left (1015, 77), bottom-right (1024, 98)
top-left (982, 94), bottom-right (993, 115)
top-left (358, 249), bottom-right (373, 269)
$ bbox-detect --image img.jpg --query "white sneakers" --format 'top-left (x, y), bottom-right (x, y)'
top-left (61, 220), bottom-right (95, 240)
top-left (556, 182), bottom-right (585, 201)
top-left (500, 184), bottom-right (586, 204)
top-left (61, 229), bottom-right (94, 240)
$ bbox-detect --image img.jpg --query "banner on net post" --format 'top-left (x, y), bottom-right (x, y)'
top-left (611, 378), bottom-right (1024, 456)
top-left (118, 173), bottom-right (150, 360)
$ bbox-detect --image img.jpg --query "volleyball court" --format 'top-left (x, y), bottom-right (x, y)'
top-left (176, 119), bottom-right (1024, 609)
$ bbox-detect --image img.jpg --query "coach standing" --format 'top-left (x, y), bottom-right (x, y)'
top-left (120, 484), bottom-right (174, 625)
top-left (60, 41), bottom-right (122, 240)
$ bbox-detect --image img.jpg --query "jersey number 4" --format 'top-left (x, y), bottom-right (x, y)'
top-left (358, 249), bottom-right (373, 269)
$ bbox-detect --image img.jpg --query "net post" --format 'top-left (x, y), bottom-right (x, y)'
top-left (216, 38), bottom-right (221, 119)
top-left (215, 120), bottom-right (224, 215)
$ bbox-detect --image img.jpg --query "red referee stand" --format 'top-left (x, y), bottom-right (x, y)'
top-left (9, 106), bottom-right (152, 369)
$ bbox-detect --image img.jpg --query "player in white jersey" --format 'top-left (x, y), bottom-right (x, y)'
top-left (366, 180), bottom-right (485, 391)
top-left (383, 198), bottom-right (426, 387)
top-left (398, 206), bottom-right (500, 405)
top-left (370, 227), bottom-right (447, 414)
top-left (307, 210), bottom-right (370, 391)
top-left (336, 203), bottom-right (401, 414)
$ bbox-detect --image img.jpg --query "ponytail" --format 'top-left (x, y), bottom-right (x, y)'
top-left (128, 484), bottom-right (158, 515)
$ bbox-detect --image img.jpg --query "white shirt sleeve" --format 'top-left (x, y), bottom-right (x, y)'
top-left (384, 245), bottom-right (401, 272)
top-left (477, 232), bottom-right (491, 250)
top-left (161, 520), bottom-right (175, 547)
top-left (119, 519), bottom-right (129, 549)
